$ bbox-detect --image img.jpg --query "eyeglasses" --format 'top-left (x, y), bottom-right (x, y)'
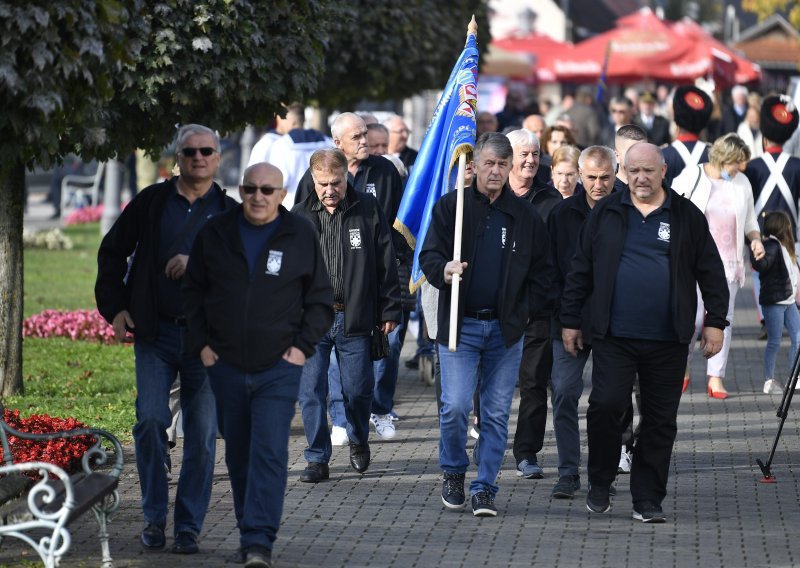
top-left (180, 147), bottom-right (217, 157)
top-left (241, 184), bottom-right (281, 196)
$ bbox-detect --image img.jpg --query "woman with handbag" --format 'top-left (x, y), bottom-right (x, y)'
top-left (673, 133), bottom-right (765, 399)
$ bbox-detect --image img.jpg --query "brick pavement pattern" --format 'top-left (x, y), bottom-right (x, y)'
top-left (3, 277), bottom-right (799, 567)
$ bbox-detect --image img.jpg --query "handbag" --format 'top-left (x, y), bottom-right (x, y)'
top-left (370, 326), bottom-right (390, 361)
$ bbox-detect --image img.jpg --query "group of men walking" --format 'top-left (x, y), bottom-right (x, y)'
top-left (93, 86), bottom-right (800, 564)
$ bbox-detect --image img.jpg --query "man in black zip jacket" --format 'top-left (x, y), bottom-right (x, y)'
top-left (560, 142), bottom-right (728, 523)
top-left (182, 162), bottom-right (334, 567)
top-left (548, 145), bottom-right (616, 500)
top-left (95, 124), bottom-right (238, 553)
top-left (292, 148), bottom-right (401, 482)
top-left (420, 133), bottom-right (551, 517)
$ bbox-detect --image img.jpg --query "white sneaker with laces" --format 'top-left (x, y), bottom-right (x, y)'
top-left (371, 413), bottom-right (396, 440)
top-left (764, 379), bottom-right (783, 394)
top-left (330, 425), bottom-right (349, 446)
top-left (617, 447), bottom-right (632, 474)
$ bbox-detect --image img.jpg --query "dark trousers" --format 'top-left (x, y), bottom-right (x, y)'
top-left (587, 337), bottom-right (688, 507)
top-left (512, 316), bottom-right (552, 463)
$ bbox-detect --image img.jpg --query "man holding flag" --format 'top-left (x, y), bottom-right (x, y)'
top-left (420, 133), bottom-right (550, 516)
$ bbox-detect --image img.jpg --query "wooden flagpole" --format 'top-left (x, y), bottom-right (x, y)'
top-left (448, 152), bottom-right (468, 352)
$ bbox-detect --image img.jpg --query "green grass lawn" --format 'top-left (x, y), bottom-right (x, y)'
top-left (17, 222), bottom-right (136, 441)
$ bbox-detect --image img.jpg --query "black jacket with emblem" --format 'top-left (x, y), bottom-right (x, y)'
top-left (560, 188), bottom-right (729, 343)
top-left (751, 238), bottom-right (794, 306)
top-left (95, 178), bottom-right (238, 341)
top-left (182, 206), bottom-right (335, 372)
top-left (292, 184), bottom-right (402, 336)
top-left (419, 184), bottom-right (551, 348)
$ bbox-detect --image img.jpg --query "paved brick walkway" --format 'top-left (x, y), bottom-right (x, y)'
top-left (3, 280), bottom-right (799, 567)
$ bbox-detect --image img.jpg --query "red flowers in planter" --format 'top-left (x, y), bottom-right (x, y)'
top-left (23, 309), bottom-right (116, 344)
top-left (1, 409), bottom-right (96, 477)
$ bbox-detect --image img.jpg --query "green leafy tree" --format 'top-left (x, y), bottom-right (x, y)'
top-left (0, 0), bottom-right (336, 395)
top-left (315, 0), bottom-right (489, 109)
top-left (743, 0), bottom-right (800, 27)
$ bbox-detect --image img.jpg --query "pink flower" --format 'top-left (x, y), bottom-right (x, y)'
top-left (23, 309), bottom-right (116, 344)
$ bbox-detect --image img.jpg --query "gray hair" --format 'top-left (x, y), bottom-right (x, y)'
top-left (331, 112), bottom-right (364, 140)
top-left (367, 123), bottom-right (389, 136)
top-left (506, 128), bottom-right (540, 149)
top-left (579, 145), bottom-right (617, 171)
top-left (309, 148), bottom-right (347, 175)
top-left (175, 124), bottom-right (220, 152)
top-left (474, 132), bottom-right (513, 161)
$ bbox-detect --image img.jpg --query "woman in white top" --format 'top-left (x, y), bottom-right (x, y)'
top-left (673, 133), bottom-right (766, 399)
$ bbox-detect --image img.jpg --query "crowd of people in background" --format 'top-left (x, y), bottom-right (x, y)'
top-left (92, 80), bottom-right (800, 567)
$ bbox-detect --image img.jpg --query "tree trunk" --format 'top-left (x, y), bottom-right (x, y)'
top-left (0, 161), bottom-right (25, 396)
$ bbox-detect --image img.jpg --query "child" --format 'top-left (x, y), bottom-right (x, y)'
top-left (751, 211), bottom-right (800, 394)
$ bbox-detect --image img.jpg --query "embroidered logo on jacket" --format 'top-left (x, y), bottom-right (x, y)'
top-left (349, 229), bottom-right (362, 249)
top-left (657, 222), bottom-right (671, 242)
top-left (501, 227), bottom-right (507, 248)
top-left (365, 183), bottom-right (376, 196)
top-left (266, 250), bottom-right (283, 276)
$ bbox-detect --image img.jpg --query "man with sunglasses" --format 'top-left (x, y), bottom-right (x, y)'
top-left (292, 148), bottom-right (401, 483)
top-left (183, 162), bottom-right (334, 568)
top-left (96, 124), bottom-right (237, 555)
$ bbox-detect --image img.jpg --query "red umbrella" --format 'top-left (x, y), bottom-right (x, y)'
top-left (540, 7), bottom-right (737, 85)
top-left (490, 33), bottom-right (574, 82)
top-left (670, 18), bottom-right (761, 86)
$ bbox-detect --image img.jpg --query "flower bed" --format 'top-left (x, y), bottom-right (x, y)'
top-left (64, 202), bottom-right (128, 226)
top-left (22, 228), bottom-right (73, 250)
top-left (23, 309), bottom-right (116, 344)
top-left (1, 409), bottom-right (96, 477)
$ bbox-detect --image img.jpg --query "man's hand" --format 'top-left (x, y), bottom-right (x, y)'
top-left (200, 345), bottom-right (219, 367)
top-left (111, 310), bottom-right (134, 343)
top-left (444, 260), bottom-right (468, 285)
top-left (562, 328), bottom-right (583, 357)
top-left (283, 346), bottom-right (306, 366)
top-left (700, 327), bottom-right (724, 359)
top-left (380, 321), bottom-right (397, 335)
top-left (165, 254), bottom-right (189, 280)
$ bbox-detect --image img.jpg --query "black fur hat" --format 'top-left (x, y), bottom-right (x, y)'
top-left (672, 86), bottom-right (712, 134)
top-left (761, 94), bottom-right (799, 144)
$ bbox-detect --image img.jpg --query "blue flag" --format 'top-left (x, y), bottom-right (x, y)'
top-left (393, 23), bottom-right (478, 292)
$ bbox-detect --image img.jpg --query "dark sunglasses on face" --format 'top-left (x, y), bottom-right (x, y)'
top-left (241, 184), bottom-right (281, 196)
top-left (180, 146), bottom-right (217, 157)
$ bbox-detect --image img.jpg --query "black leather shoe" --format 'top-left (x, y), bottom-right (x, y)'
top-left (300, 462), bottom-right (329, 483)
top-left (171, 531), bottom-right (199, 554)
top-left (349, 442), bottom-right (371, 473)
top-left (140, 522), bottom-right (166, 550)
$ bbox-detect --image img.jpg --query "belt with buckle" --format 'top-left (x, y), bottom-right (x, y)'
top-left (333, 302), bottom-right (345, 312)
top-left (465, 309), bottom-right (497, 321)
top-left (160, 315), bottom-right (187, 327)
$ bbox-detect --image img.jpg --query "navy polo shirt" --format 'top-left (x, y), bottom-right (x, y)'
top-left (465, 191), bottom-right (510, 312)
top-left (609, 189), bottom-right (677, 341)
top-left (239, 210), bottom-right (282, 276)
top-left (157, 184), bottom-right (224, 318)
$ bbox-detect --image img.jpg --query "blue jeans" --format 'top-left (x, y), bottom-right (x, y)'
top-left (372, 312), bottom-right (407, 415)
top-left (299, 312), bottom-right (372, 463)
top-left (763, 303), bottom-right (800, 380)
top-left (327, 352), bottom-right (347, 429)
top-left (133, 322), bottom-right (216, 535)
top-left (550, 339), bottom-right (591, 477)
top-left (438, 318), bottom-right (523, 496)
top-left (207, 358), bottom-right (302, 553)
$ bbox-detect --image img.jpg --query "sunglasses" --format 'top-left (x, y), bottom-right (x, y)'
top-left (241, 184), bottom-right (281, 196)
top-left (180, 147), bottom-right (217, 157)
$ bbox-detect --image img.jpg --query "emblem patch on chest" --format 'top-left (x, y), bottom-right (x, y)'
top-left (349, 228), bottom-right (362, 249)
top-left (657, 222), bottom-right (671, 242)
top-left (266, 250), bottom-right (283, 276)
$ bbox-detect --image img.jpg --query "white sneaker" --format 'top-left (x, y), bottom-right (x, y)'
top-left (617, 447), bottom-right (632, 474)
top-left (764, 379), bottom-right (783, 394)
top-left (371, 413), bottom-right (396, 440)
top-left (330, 425), bottom-right (349, 446)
